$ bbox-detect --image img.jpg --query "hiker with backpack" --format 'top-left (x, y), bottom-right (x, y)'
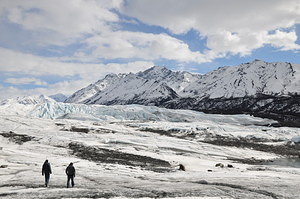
top-left (65, 162), bottom-right (76, 188)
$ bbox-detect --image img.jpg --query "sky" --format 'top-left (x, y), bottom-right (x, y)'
top-left (0, 0), bottom-right (300, 99)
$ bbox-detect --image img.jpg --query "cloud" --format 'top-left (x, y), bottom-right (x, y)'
top-left (75, 31), bottom-right (210, 63)
top-left (123, 0), bottom-right (300, 34)
top-left (5, 77), bottom-right (48, 86)
top-left (206, 30), bottom-right (300, 56)
top-left (0, 85), bottom-right (47, 100)
top-left (4, 0), bottom-right (298, 65)
top-left (0, 0), bottom-right (210, 64)
top-left (0, 0), bottom-right (300, 99)
top-left (0, 85), bottom-right (23, 100)
top-left (122, 0), bottom-right (300, 55)
top-left (0, 47), bottom-right (153, 77)
top-left (0, 47), bottom-right (154, 99)
top-left (0, 80), bottom-right (93, 100)
top-left (0, 0), bottom-right (121, 46)
top-left (265, 30), bottom-right (300, 51)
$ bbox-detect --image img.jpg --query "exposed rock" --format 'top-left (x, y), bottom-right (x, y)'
top-left (0, 131), bottom-right (34, 145)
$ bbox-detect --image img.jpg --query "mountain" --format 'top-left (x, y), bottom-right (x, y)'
top-left (0, 95), bottom-right (56, 116)
top-left (65, 66), bottom-right (198, 105)
top-left (49, 93), bottom-right (68, 102)
top-left (182, 59), bottom-right (299, 99)
top-left (65, 73), bottom-right (121, 103)
top-left (137, 66), bottom-right (201, 95)
top-left (66, 60), bottom-right (300, 127)
top-left (0, 95), bottom-right (54, 106)
top-left (81, 74), bottom-right (179, 106)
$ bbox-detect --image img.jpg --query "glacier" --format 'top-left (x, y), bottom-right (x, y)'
top-left (1, 95), bottom-right (277, 126)
top-left (1, 95), bottom-right (300, 198)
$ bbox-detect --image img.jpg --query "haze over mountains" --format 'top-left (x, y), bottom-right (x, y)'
top-left (65, 60), bottom-right (300, 127)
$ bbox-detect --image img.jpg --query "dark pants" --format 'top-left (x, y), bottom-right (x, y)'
top-left (67, 175), bottom-right (74, 188)
top-left (44, 173), bottom-right (50, 186)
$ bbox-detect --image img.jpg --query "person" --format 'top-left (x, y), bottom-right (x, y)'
top-left (178, 163), bottom-right (185, 171)
top-left (42, 160), bottom-right (52, 187)
top-left (66, 162), bottom-right (75, 188)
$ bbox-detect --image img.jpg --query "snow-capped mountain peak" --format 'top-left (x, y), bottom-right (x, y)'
top-left (66, 65), bottom-right (201, 105)
top-left (137, 66), bottom-right (172, 79)
top-left (65, 73), bottom-right (122, 104)
top-left (65, 61), bottom-right (300, 127)
top-left (183, 60), bottom-right (299, 98)
top-left (80, 73), bottom-right (179, 105)
top-left (67, 61), bottom-right (300, 104)
top-left (0, 95), bottom-right (54, 106)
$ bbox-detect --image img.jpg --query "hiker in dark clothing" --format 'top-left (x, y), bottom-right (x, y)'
top-left (179, 163), bottom-right (186, 171)
top-left (42, 160), bottom-right (52, 187)
top-left (66, 162), bottom-right (75, 188)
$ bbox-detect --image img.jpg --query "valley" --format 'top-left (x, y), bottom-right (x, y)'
top-left (0, 100), bottom-right (299, 198)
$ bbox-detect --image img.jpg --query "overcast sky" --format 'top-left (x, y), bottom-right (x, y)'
top-left (0, 0), bottom-right (300, 99)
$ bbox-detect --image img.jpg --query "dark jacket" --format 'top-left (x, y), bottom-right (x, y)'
top-left (42, 161), bottom-right (52, 175)
top-left (66, 164), bottom-right (75, 177)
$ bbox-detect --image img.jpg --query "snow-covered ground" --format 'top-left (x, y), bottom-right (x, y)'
top-left (0, 96), bottom-right (300, 198)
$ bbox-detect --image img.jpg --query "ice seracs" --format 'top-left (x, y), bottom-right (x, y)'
top-left (0, 94), bottom-right (277, 126)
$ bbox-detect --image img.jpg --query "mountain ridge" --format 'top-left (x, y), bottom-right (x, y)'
top-left (65, 60), bottom-right (300, 127)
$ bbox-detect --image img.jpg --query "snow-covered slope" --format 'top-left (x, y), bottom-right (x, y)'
top-left (67, 72), bottom-right (179, 105)
top-left (0, 95), bottom-right (55, 116)
top-left (49, 93), bottom-right (68, 102)
top-left (183, 59), bottom-right (299, 98)
top-left (137, 66), bottom-right (201, 94)
top-left (66, 66), bottom-right (201, 104)
top-left (65, 60), bottom-right (300, 126)
top-left (67, 60), bottom-right (300, 105)
top-left (65, 73), bottom-right (121, 103)
top-left (1, 95), bottom-right (300, 198)
top-left (0, 95), bottom-right (54, 105)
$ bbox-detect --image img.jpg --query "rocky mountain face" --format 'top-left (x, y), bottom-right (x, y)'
top-left (66, 60), bottom-right (300, 127)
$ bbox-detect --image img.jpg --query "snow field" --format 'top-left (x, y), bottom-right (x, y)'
top-left (0, 99), bottom-right (300, 198)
